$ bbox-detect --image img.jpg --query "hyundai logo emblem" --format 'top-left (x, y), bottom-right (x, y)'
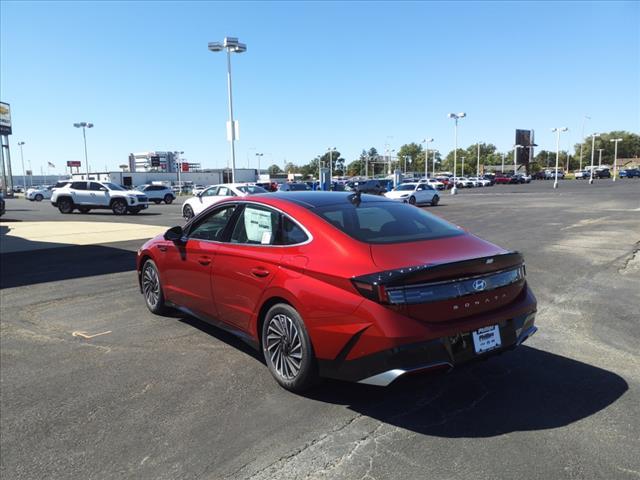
top-left (472, 279), bottom-right (487, 291)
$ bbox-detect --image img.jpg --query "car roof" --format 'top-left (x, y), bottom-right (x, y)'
top-left (260, 191), bottom-right (394, 209)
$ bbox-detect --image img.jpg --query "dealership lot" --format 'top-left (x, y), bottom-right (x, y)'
top-left (1, 181), bottom-right (639, 479)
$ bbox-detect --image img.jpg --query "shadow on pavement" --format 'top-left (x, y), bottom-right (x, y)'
top-left (0, 227), bottom-right (138, 288)
top-left (301, 346), bottom-right (628, 438)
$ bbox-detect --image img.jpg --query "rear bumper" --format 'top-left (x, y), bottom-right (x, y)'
top-left (317, 310), bottom-right (537, 386)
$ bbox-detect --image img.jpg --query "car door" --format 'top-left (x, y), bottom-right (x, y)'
top-left (160, 203), bottom-right (240, 319)
top-left (415, 184), bottom-right (429, 203)
top-left (192, 186), bottom-right (222, 215)
top-left (211, 204), bottom-right (285, 332)
top-left (69, 181), bottom-right (90, 204)
top-left (88, 182), bottom-right (110, 206)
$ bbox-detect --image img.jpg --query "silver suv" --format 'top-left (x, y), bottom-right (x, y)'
top-left (51, 181), bottom-right (149, 215)
top-left (137, 184), bottom-right (175, 204)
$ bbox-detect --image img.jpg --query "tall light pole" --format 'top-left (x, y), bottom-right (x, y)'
top-left (432, 150), bottom-right (437, 175)
top-left (551, 127), bottom-right (568, 189)
top-left (73, 122), bottom-right (93, 177)
top-left (208, 37), bottom-right (247, 184)
top-left (513, 145), bottom-right (523, 174)
top-left (579, 115), bottom-right (590, 170)
top-left (501, 153), bottom-right (506, 173)
top-left (476, 142), bottom-right (481, 177)
top-left (597, 148), bottom-right (605, 168)
top-left (448, 112), bottom-right (466, 195)
top-left (17, 141), bottom-right (26, 190)
top-left (461, 157), bottom-right (465, 177)
top-left (327, 147), bottom-right (336, 186)
top-left (589, 133), bottom-right (600, 184)
top-left (422, 138), bottom-right (434, 178)
top-left (610, 138), bottom-right (622, 181)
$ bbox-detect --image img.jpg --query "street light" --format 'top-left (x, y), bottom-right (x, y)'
top-left (597, 148), bottom-right (605, 168)
top-left (551, 127), bottom-right (568, 189)
top-left (17, 141), bottom-right (26, 191)
top-left (422, 138), bottom-right (434, 178)
top-left (610, 138), bottom-right (623, 181)
top-left (513, 145), bottom-right (523, 174)
top-left (208, 37), bottom-right (247, 184)
top-left (476, 142), bottom-right (481, 178)
top-left (589, 133), bottom-right (600, 184)
top-left (73, 122), bottom-right (93, 177)
top-left (579, 115), bottom-right (590, 170)
top-left (327, 147), bottom-right (336, 185)
top-left (460, 157), bottom-right (465, 177)
top-left (447, 112), bottom-right (466, 194)
top-left (501, 153), bottom-right (506, 173)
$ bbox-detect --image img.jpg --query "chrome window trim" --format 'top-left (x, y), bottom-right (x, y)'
top-left (185, 200), bottom-right (314, 248)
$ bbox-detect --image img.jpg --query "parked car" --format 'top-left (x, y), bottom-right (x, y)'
top-left (574, 170), bottom-right (590, 180)
top-left (0, 192), bottom-right (5, 216)
top-left (469, 176), bottom-right (492, 187)
top-left (278, 182), bottom-right (311, 192)
top-left (182, 183), bottom-right (268, 219)
top-left (482, 174), bottom-right (496, 185)
top-left (532, 171), bottom-right (547, 180)
top-left (619, 168), bottom-right (640, 178)
top-left (51, 181), bottom-right (149, 215)
top-left (384, 182), bottom-right (440, 206)
top-left (256, 181), bottom-right (278, 192)
top-left (514, 173), bottom-right (532, 183)
top-left (455, 177), bottom-right (475, 188)
top-left (345, 179), bottom-right (387, 195)
top-left (545, 169), bottom-right (565, 179)
top-left (592, 168), bottom-right (611, 179)
top-left (191, 185), bottom-right (207, 195)
top-left (436, 176), bottom-right (453, 189)
top-left (421, 178), bottom-right (445, 190)
top-left (26, 185), bottom-right (55, 201)
top-left (138, 192), bottom-right (537, 392)
top-left (137, 184), bottom-right (176, 204)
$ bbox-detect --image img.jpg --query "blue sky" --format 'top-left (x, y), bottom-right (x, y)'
top-left (1, 1), bottom-right (638, 174)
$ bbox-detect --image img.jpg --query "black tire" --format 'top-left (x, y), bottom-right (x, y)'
top-left (153, 200), bottom-right (161, 205)
top-left (141, 259), bottom-right (168, 315)
top-left (111, 199), bottom-right (127, 215)
top-left (164, 195), bottom-right (173, 205)
top-left (129, 207), bottom-right (142, 215)
top-left (78, 207), bottom-right (91, 214)
top-left (183, 204), bottom-right (194, 220)
top-left (262, 303), bottom-right (318, 392)
top-left (57, 197), bottom-right (74, 214)
top-left (35, 194), bottom-right (43, 202)
top-left (409, 196), bottom-right (417, 205)
top-left (431, 195), bottom-right (439, 206)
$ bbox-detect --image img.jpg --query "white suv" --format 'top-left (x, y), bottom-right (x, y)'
top-left (137, 184), bottom-right (176, 204)
top-left (51, 181), bottom-right (149, 215)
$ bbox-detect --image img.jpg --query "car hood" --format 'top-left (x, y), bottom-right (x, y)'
top-left (385, 190), bottom-right (413, 198)
top-left (369, 232), bottom-right (507, 270)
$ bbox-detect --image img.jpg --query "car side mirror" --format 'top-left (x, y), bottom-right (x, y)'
top-left (164, 225), bottom-right (186, 243)
top-left (100, 187), bottom-right (108, 192)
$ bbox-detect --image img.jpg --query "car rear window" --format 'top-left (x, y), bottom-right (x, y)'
top-left (312, 202), bottom-right (463, 244)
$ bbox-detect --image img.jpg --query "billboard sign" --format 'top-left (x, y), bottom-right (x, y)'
top-left (150, 155), bottom-right (160, 167)
top-left (66, 161), bottom-right (81, 167)
top-left (181, 162), bottom-right (190, 172)
top-left (515, 129), bottom-right (533, 166)
top-left (0, 102), bottom-right (12, 135)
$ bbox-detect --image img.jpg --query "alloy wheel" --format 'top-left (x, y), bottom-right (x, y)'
top-left (142, 264), bottom-right (160, 309)
top-left (266, 314), bottom-right (303, 380)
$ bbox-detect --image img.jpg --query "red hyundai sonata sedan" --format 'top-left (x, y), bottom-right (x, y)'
top-left (137, 192), bottom-right (537, 392)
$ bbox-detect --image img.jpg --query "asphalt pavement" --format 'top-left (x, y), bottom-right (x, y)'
top-left (1, 179), bottom-right (639, 479)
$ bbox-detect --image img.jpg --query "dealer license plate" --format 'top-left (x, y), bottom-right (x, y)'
top-left (472, 325), bottom-right (501, 354)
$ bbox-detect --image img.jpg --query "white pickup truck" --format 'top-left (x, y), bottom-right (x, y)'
top-left (51, 181), bottom-right (149, 215)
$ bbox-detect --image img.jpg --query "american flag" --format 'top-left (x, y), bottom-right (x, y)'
top-left (47, 162), bottom-right (55, 168)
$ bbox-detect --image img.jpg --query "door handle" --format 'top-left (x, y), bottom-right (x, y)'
top-left (251, 267), bottom-right (270, 278)
top-left (198, 256), bottom-right (211, 266)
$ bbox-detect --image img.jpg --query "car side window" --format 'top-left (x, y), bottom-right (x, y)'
top-left (203, 186), bottom-right (219, 197)
top-left (70, 182), bottom-right (87, 190)
top-left (89, 182), bottom-right (104, 191)
top-left (278, 216), bottom-right (309, 245)
top-left (188, 205), bottom-right (237, 242)
top-left (231, 206), bottom-right (279, 245)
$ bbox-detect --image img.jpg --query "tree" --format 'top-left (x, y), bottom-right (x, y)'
top-left (317, 150), bottom-right (345, 176)
top-left (268, 164), bottom-right (282, 175)
top-left (573, 131), bottom-right (640, 169)
top-left (283, 162), bottom-right (298, 174)
top-left (396, 143), bottom-right (423, 174)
